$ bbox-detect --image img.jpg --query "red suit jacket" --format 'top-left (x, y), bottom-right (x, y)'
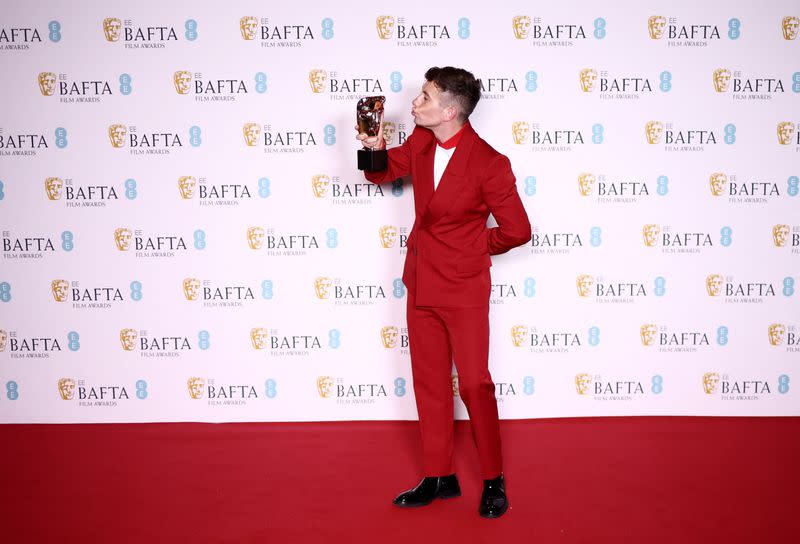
top-left (365, 123), bottom-right (531, 307)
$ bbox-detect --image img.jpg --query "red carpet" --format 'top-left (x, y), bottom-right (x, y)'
top-left (2, 417), bottom-right (797, 543)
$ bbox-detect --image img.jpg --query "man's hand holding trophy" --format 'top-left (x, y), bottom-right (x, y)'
top-left (355, 95), bottom-right (388, 171)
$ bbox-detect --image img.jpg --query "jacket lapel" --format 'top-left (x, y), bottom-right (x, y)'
top-left (421, 123), bottom-right (477, 227)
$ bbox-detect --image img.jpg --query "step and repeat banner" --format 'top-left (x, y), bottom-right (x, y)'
top-left (1, 1), bottom-right (798, 423)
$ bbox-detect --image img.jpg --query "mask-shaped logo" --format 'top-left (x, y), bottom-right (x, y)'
top-left (578, 173), bottom-right (596, 196)
top-left (108, 124), bottom-right (128, 148)
top-left (782, 16), bottom-right (799, 40)
top-left (576, 275), bottom-right (594, 297)
top-left (510, 325), bottom-right (528, 347)
top-left (119, 328), bottom-right (137, 351)
top-left (642, 224), bottom-right (661, 247)
top-left (114, 227), bottom-right (132, 251)
top-left (772, 224), bottom-right (790, 247)
top-left (579, 68), bottom-right (598, 92)
top-left (381, 326), bottom-right (398, 348)
top-left (648, 16), bottom-right (667, 39)
top-left (712, 68), bottom-right (731, 93)
top-left (512, 15), bottom-right (531, 39)
top-left (240, 16), bottom-right (258, 40)
top-left (250, 328), bottom-right (268, 350)
top-left (640, 324), bottom-right (657, 346)
top-left (311, 174), bottom-right (330, 198)
top-left (308, 69), bottom-right (327, 94)
top-left (178, 176), bottom-right (197, 199)
top-left (777, 122), bottom-right (795, 145)
top-left (174, 70), bottom-right (192, 94)
top-left (246, 226), bottom-right (265, 250)
top-left (512, 121), bottom-right (530, 145)
top-left (183, 277), bottom-right (200, 301)
top-left (379, 226), bottom-right (398, 248)
top-left (317, 376), bottom-right (334, 398)
top-left (645, 121), bottom-right (663, 144)
top-left (187, 377), bottom-right (205, 399)
top-left (51, 279), bottom-right (69, 302)
top-left (58, 378), bottom-right (76, 400)
top-left (768, 323), bottom-right (786, 346)
top-left (575, 373), bottom-right (592, 395)
top-left (314, 277), bottom-right (332, 299)
top-left (103, 17), bottom-right (122, 42)
top-left (706, 274), bottom-right (723, 297)
top-left (45, 177), bottom-right (64, 200)
top-left (709, 172), bottom-right (728, 196)
top-left (702, 372), bottom-right (720, 394)
top-left (243, 123), bottom-right (261, 146)
top-left (376, 16), bottom-right (395, 39)
top-left (38, 72), bottom-right (57, 96)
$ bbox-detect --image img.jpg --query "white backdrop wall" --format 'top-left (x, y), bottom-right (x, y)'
top-left (0, 1), bottom-right (798, 423)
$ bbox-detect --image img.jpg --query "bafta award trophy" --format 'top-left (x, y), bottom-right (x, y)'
top-left (357, 96), bottom-right (388, 171)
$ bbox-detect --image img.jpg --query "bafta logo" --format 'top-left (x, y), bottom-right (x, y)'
top-left (119, 328), bottom-right (137, 351)
top-left (777, 122), bottom-right (795, 145)
top-left (575, 373), bottom-right (592, 395)
top-left (376, 16), bottom-right (395, 39)
top-left (642, 224), bottom-right (661, 247)
top-left (712, 68), bottom-right (732, 93)
top-left (702, 372), bottom-right (720, 394)
top-left (183, 277), bottom-right (201, 301)
top-left (379, 226), bottom-right (398, 248)
top-left (250, 328), bottom-right (269, 350)
top-left (579, 68), bottom-right (598, 93)
top-left (382, 121), bottom-right (396, 145)
top-left (308, 69), bottom-right (328, 94)
top-left (187, 377), bottom-right (205, 399)
top-left (782, 16), bottom-right (800, 40)
top-left (706, 274), bottom-right (723, 297)
top-left (648, 16), bottom-right (667, 39)
top-left (0, 329), bottom-right (7, 352)
top-left (772, 224), bottom-right (790, 247)
top-left (512, 15), bottom-right (532, 39)
top-left (240, 16), bottom-right (258, 40)
top-left (709, 173), bottom-right (728, 196)
top-left (512, 121), bottom-right (530, 145)
top-left (108, 124), bottom-right (128, 148)
top-left (381, 326), bottom-right (399, 348)
top-left (317, 376), bottom-right (334, 398)
top-left (578, 173), bottom-right (596, 196)
top-left (510, 325), bottom-right (528, 348)
top-left (103, 17), bottom-right (122, 42)
top-left (51, 279), bottom-right (69, 302)
top-left (173, 71), bottom-right (192, 95)
top-left (58, 378), bottom-right (76, 400)
top-left (114, 228), bottom-right (133, 251)
top-left (246, 226), bottom-right (265, 250)
top-left (243, 123), bottom-right (261, 147)
top-left (576, 275), bottom-right (594, 297)
top-left (38, 72), bottom-right (57, 96)
top-left (451, 375), bottom-right (460, 397)
top-left (640, 324), bottom-right (657, 346)
top-left (178, 176), bottom-right (197, 199)
top-left (768, 323), bottom-right (786, 346)
top-left (314, 277), bottom-right (333, 299)
top-left (645, 121), bottom-right (663, 144)
top-left (45, 177), bottom-right (64, 200)
top-left (311, 174), bottom-right (331, 198)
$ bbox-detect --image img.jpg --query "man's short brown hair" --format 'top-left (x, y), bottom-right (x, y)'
top-left (425, 66), bottom-right (481, 122)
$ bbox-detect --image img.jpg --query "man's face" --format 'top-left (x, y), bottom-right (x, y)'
top-left (412, 81), bottom-right (454, 129)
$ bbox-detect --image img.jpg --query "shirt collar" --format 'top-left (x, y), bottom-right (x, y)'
top-left (436, 121), bottom-right (469, 150)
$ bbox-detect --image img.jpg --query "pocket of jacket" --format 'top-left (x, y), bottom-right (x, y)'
top-left (455, 254), bottom-right (492, 277)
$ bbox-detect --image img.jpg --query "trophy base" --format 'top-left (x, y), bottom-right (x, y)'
top-left (358, 148), bottom-right (388, 172)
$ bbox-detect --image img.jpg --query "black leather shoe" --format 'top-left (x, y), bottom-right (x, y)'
top-left (392, 474), bottom-right (461, 507)
top-left (479, 475), bottom-right (508, 518)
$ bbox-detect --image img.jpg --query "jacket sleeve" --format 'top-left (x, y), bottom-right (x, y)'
top-left (481, 154), bottom-right (532, 256)
top-left (363, 127), bottom-right (420, 185)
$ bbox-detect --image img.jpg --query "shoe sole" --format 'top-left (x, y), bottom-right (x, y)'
top-left (479, 501), bottom-right (509, 519)
top-left (393, 490), bottom-right (462, 508)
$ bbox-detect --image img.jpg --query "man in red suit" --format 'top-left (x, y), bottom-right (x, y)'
top-left (357, 67), bottom-right (531, 519)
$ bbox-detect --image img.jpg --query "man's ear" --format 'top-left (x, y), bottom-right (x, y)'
top-left (443, 105), bottom-right (458, 122)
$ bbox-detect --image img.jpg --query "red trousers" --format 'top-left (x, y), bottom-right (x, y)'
top-left (406, 293), bottom-right (503, 479)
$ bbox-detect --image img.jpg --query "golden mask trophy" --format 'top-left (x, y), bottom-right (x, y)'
top-left (357, 95), bottom-right (388, 171)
